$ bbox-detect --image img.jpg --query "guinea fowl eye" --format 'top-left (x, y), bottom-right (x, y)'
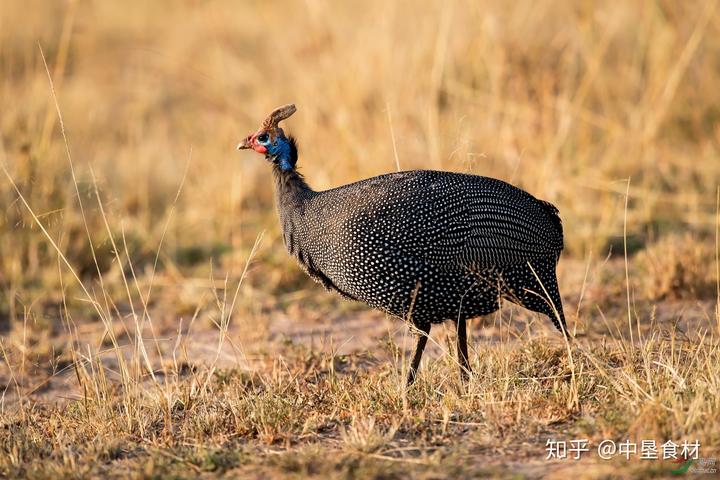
top-left (257, 133), bottom-right (269, 143)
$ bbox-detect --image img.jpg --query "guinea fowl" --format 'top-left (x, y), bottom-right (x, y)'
top-left (238, 104), bottom-right (567, 386)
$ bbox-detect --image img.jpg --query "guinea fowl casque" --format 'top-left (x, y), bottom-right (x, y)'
top-left (238, 104), bottom-right (567, 386)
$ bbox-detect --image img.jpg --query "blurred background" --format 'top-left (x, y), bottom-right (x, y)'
top-left (1, 0), bottom-right (719, 352)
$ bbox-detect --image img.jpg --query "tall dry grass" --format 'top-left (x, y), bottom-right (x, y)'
top-left (1, 0), bottom-right (719, 303)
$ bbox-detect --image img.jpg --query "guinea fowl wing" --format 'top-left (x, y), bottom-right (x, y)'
top-left (314, 170), bottom-right (563, 271)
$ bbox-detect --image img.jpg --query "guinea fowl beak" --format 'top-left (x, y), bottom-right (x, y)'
top-left (237, 134), bottom-right (254, 150)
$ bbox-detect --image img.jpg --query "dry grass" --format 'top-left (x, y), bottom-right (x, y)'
top-left (635, 233), bottom-right (718, 301)
top-left (2, 330), bottom-right (719, 478)
top-left (1, 0), bottom-right (720, 478)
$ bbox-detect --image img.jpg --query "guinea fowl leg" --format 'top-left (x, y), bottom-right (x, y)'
top-left (456, 318), bottom-right (471, 383)
top-left (406, 324), bottom-right (431, 387)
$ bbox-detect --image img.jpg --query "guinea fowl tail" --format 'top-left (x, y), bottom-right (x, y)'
top-left (539, 200), bottom-right (564, 262)
top-left (499, 258), bottom-right (568, 337)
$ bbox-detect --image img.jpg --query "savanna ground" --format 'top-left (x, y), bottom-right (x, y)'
top-left (1, 1), bottom-right (720, 478)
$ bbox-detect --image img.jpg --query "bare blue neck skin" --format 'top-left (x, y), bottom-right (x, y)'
top-left (268, 138), bottom-right (294, 171)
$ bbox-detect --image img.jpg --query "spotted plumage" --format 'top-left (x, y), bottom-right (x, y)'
top-left (239, 104), bottom-right (567, 385)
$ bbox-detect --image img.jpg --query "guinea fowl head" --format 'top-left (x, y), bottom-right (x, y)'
top-left (237, 104), bottom-right (298, 171)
